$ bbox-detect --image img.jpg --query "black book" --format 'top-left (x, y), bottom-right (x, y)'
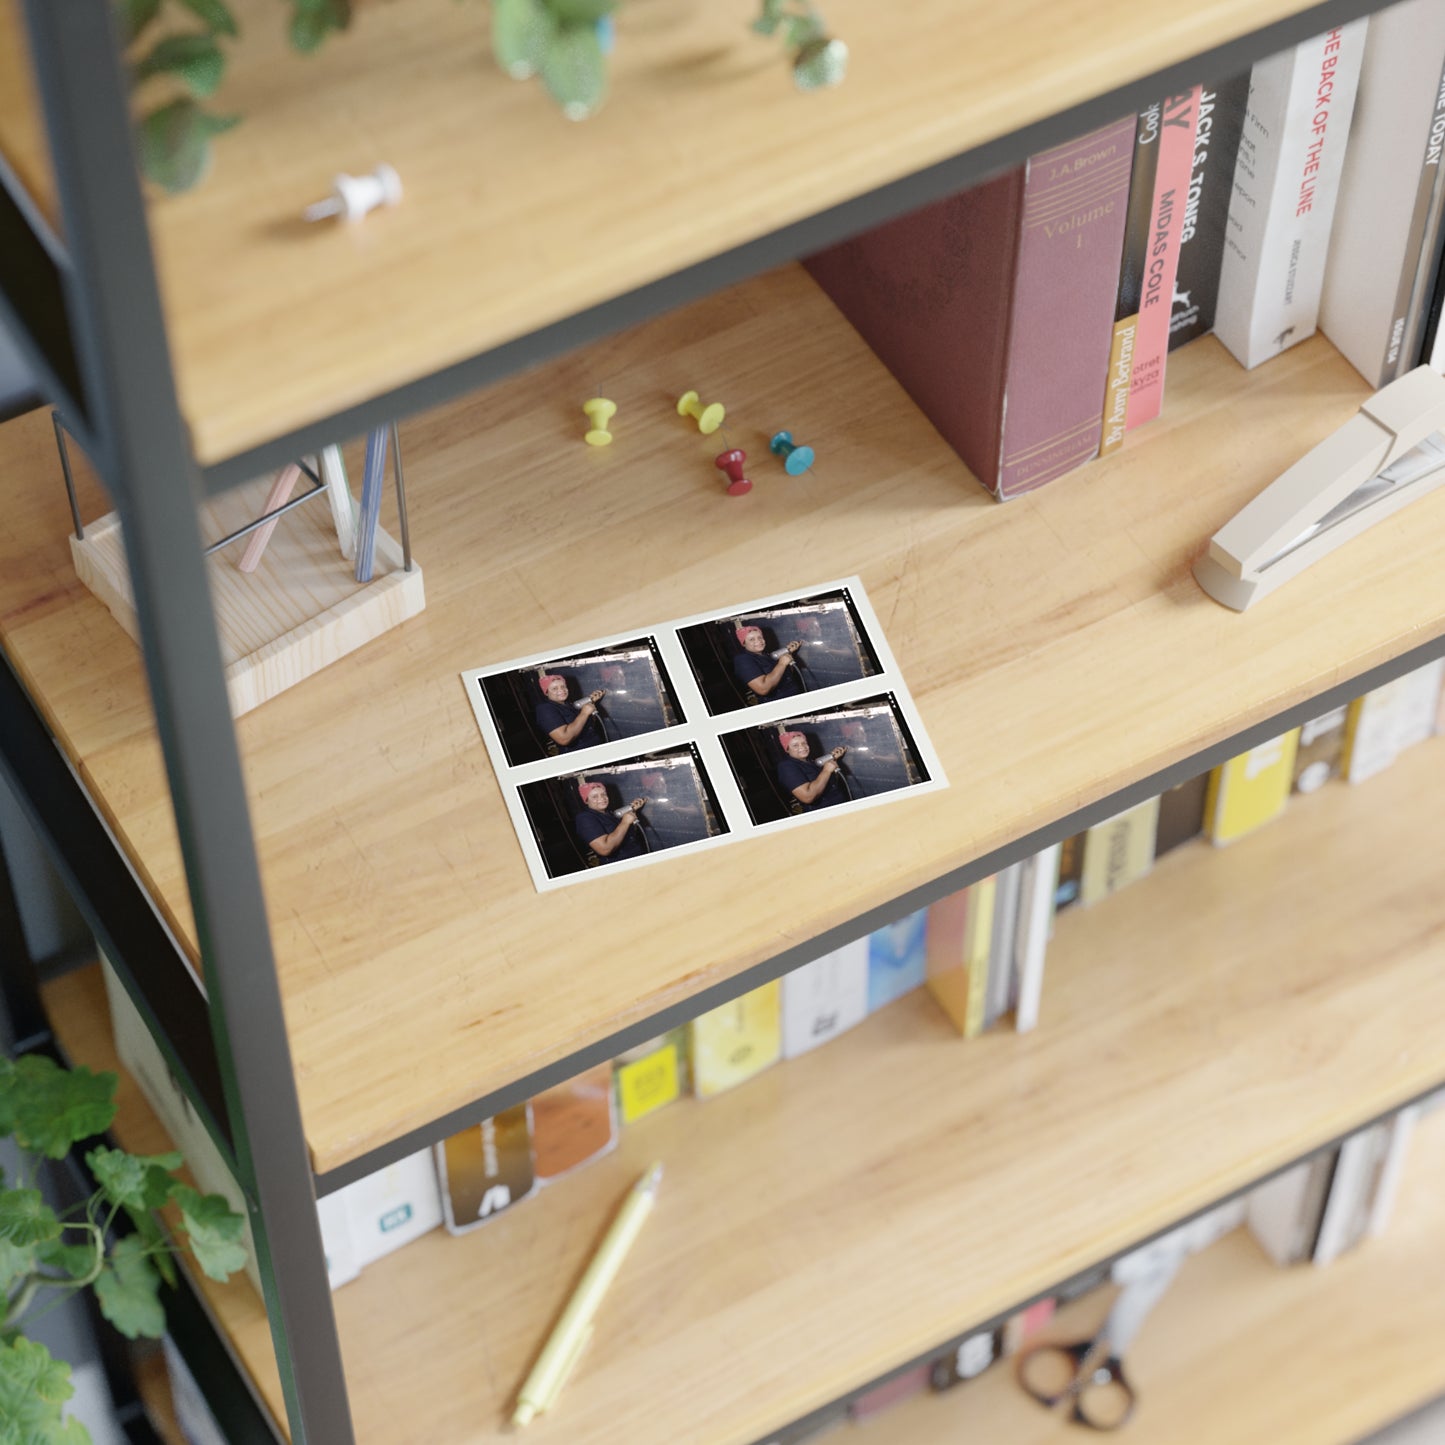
top-left (1153, 773), bottom-right (1210, 859)
top-left (1169, 72), bottom-right (1250, 350)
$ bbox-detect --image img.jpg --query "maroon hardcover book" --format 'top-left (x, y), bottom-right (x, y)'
top-left (805, 117), bottom-right (1135, 499)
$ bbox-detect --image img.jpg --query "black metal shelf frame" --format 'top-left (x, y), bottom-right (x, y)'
top-left (0, 0), bottom-right (1424, 1439)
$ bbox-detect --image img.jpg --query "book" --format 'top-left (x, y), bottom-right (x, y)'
top-left (1169, 73), bottom-right (1251, 349)
top-left (1013, 843), bottom-right (1061, 1034)
top-left (1320, 0), bottom-right (1445, 386)
top-left (983, 863), bottom-right (1023, 1029)
top-left (1000, 1297), bottom-right (1057, 1357)
top-left (436, 1106), bottom-right (534, 1234)
top-left (347, 1148), bottom-right (446, 1262)
top-left (1367, 1105), bottom-right (1422, 1237)
top-left (1342, 661), bottom-right (1445, 782)
top-left (1312, 1126), bottom-right (1384, 1265)
top-left (1078, 796), bottom-right (1160, 906)
top-left (780, 941), bottom-right (870, 1058)
top-left (848, 1364), bottom-right (930, 1421)
top-left (929, 1327), bottom-right (1001, 1391)
top-left (1100, 103), bottom-right (1163, 456)
top-left (865, 909), bottom-right (928, 1013)
top-left (1246, 1151), bottom-right (1337, 1264)
top-left (805, 116), bottom-right (1135, 498)
top-left (926, 877), bottom-right (996, 1037)
top-left (1292, 705), bottom-right (1348, 793)
top-left (1396, 658), bottom-right (1445, 750)
top-left (1214, 22), bottom-right (1369, 369)
top-left (530, 1063), bottom-right (617, 1181)
top-left (1153, 773), bottom-right (1210, 857)
top-left (690, 981), bottom-right (782, 1097)
top-left (1124, 87), bottom-right (1201, 429)
top-left (1054, 832), bottom-right (1085, 910)
top-left (614, 1029), bottom-right (689, 1123)
top-left (1204, 730), bottom-right (1300, 844)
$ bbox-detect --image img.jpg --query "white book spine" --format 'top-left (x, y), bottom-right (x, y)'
top-left (780, 940), bottom-right (870, 1058)
top-left (984, 862), bottom-right (1023, 1028)
top-left (1312, 1128), bottom-right (1376, 1265)
top-left (1319, 0), bottom-right (1445, 386)
top-left (1013, 844), bottom-right (1061, 1034)
top-left (1395, 658), bottom-right (1445, 753)
top-left (1367, 1105), bottom-right (1421, 1238)
top-left (1216, 21), bottom-right (1368, 369)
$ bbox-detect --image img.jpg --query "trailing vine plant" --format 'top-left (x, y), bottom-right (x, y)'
top-left (122, 0), bottom-right (845, 192)
top-left (121, 0), bottom-right (355, 192)
top-left (0, 1053), bottom-right (246, 1445)
top-left (488, 0), bottom-right (846, 120)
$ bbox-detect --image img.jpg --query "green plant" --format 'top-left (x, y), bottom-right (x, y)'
top-left (490, 0), bottom-right (617, 121)
top-left (121, 0), bottom-right (354, 193)
top-left (0, 1053), bottom-right (246, 1445)
top-left (488, 0), bottom-right (846, 123)
top-left (752, 0), bottom-right (848, 91)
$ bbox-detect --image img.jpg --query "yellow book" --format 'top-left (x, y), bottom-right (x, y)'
top-left (689, 982), bottom-right (782, 1099)
top-left (613, 1029), bottom-right (688, 1125)
top-left (1204, 730), bottom-right (1300, 845)
top-left (961, 877), bottom-right (997, 1038)
top-left (1078, 796), bottom-right (1160, 906)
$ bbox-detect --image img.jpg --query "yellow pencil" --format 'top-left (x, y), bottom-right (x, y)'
top-left (511, 1162), bottom-right (663, 1427)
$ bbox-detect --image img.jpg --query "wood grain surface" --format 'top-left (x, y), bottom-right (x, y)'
top-left (5, 267), bottom-right (1445, 1173)
top-left (123, 0), bottom-right (1337, 464)
top-left (853, 1109), bottom-right (1445, 1445)
top-left (43, 734), bottom-right (1445, 1443)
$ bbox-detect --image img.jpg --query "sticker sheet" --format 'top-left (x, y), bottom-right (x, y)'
top-left (461, 578), bottom-right (946, 891)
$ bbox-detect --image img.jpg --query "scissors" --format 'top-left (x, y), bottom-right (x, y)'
top-left (1016, 1243), bottom-right (1184, 1430)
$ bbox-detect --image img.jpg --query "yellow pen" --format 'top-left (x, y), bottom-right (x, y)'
top-left (511, 1162), bottom-right (663, 1428)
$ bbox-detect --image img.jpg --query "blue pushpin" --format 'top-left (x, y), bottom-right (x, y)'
top-left (769, 430), bottom-right (815, 475)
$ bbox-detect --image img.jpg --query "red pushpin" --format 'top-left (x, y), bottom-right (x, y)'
top-left (714, 448), bottom-right (752, 496)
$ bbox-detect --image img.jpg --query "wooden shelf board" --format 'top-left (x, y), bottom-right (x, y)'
top-left (143, 0), bottom-right (1339, 465)
top-left (0, 0), bottom-right (58, 232)
top-left (45, 736), bottom-right (1445, 1443)
top-left (6, 267), bottom-right (1445, 1174)
top-left (853, 1107), bottom-right (1445, 1445)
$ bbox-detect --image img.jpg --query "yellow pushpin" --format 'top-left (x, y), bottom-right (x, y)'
top-left (676, 389), bottom-right (725, 435)
top-left (583, 397), bottom-right (616, 447)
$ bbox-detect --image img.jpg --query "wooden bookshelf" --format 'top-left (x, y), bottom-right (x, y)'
top-left (121, 0), bottom-right (1335, 465)
top-left (45, 734), bottom-right (1445, 1444)
top-left (0, 0), bottom-right (57, 230)
top-left (6, 264), bottom-right (1445, 1174)
top-left (852, 1107), bottom-right (1445, 1445)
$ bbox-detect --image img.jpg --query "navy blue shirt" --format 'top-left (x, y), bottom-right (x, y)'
top-left (778, 756), bottom-right (848, 810)
top-left (733, 649), bottom-right (803, 700)
top-left (537, 698), bottom-right (604, 752)
top-left (575, 807), bottom-right (646, 862)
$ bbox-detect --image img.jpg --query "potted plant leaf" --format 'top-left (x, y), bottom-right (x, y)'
top-left (0, 1051), bottom-right (246, 1444)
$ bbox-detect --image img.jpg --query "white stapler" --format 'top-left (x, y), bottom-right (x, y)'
top-left (1194, 365), bottom-right (1445, 611)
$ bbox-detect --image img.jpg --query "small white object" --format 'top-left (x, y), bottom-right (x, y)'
top-left (1194, 365), bottom-right (1445, 610)
top-left (304, 164), bottom-right (403, 224)
top-left (318, 445), bottom-right (357, 559)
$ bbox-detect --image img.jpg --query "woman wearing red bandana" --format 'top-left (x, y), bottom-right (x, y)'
top-left (732, 623), bottom-right (804, 702)
top-left (535, 672), bottom-right (606, 753)
top-left (776, 730), bottom-right (848, 811)
top-left (574, 778), bottom-right (647, 863)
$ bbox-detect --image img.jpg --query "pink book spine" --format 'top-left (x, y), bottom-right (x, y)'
top-left (1125, 88), bottom-right (1201, 430)
top-left (997, 117), bottom-right (1136, 498)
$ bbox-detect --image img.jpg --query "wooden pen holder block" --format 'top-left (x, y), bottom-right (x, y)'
top-left (69, 476), bottom-right (425, 718)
